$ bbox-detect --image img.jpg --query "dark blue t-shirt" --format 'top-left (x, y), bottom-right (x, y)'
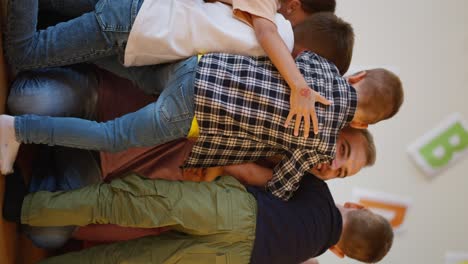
top-left (247, 173), bottom-right (342, 264)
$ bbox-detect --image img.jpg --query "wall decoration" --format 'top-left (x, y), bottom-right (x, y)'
top-left (352, 188), bottom-right (411, 232)
top-left (408, 113), bottom-right (468, 178)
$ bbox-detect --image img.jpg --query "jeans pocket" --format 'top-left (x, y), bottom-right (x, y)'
top-left (94, 0), bottom-right (134, 32)
top-left (160, 83), bottom-right (192, 123)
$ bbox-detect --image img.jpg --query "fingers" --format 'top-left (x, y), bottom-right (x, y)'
top-left (315, 93), bottom-right (331, 106)
top-left (294, 113), bottom-right (302, 137)
top-left (311, 108), bottom-right (318, 135)
top-left (285, 111), bottom-right (315, 138)
top-left (303, 113), bottom-right (310, 138)
top-left (284, 112), bottom-right (294, 128)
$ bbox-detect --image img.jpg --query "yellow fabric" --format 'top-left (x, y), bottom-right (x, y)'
top-left (186, 55), bottom-right (204, 139)
top-left (187, 116), bottom-right (200, 139)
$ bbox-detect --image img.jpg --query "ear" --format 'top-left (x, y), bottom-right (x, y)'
top-left (344, 202), bottom-right (365, 209)
top-left (329, 245), bottom-right (345, 258)
top-left (348, 121), bottom-right (368, 129)
top-left (346, 71), bottom-right (367, 85)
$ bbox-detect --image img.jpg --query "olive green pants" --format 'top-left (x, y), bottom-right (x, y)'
top-left (21, 175), bottom-right (257, 264)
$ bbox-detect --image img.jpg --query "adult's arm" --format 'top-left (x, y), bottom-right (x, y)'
top-left (222, 162), bottom-right (272, 186)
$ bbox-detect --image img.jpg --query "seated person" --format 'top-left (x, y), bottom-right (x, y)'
top-left (5, 65), bottom-right (376, 249)
top-left (4, 169), bottom-right (393, 264)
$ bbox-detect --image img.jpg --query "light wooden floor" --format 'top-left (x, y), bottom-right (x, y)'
top-left (0, 3), bottom-right (49, 262)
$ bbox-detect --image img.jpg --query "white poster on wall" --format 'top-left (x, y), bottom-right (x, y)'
top-left (445, 252), bottom-right (468, 264)
top-left (352, 188), bottom-right (412, 233)
top-left (407, 113), bottom-right (468, 178)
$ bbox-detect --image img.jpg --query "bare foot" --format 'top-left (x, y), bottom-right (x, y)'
top-left (0, 115), bottom-right (20, 175)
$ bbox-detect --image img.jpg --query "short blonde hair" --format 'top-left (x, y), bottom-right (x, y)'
top-left (354, 69), bottom-right (404, 124)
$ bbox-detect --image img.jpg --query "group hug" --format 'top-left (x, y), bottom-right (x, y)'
top-left (1, 0), bottom-right (404, 263)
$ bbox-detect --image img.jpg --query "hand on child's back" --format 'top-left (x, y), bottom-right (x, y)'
top-left (285, 85), bottom-right (331, 138)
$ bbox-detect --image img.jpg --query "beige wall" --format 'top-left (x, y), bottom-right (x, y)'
top-left (318, 0), bottom-right (468, 263)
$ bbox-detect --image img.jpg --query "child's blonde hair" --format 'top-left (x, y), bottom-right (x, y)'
top-left (354, 69), bottom-right (404, 124)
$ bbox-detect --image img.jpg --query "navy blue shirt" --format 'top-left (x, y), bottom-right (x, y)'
top-left (247, 173), bottom-right (342, 264)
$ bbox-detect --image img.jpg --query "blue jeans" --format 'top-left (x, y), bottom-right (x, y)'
top-left (8, 65), bottom-right (99, 118)
top-left (4, 0), bottom-right (142, 72)
top-left (39, 0), bottom-right (99, 17)
top-left (15, 56), bottom-right (198, 152)
top-left (8, 66), bottom-right (103, 249)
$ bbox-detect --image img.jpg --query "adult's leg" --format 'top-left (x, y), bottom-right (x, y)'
top-left (21, 175), bottom-right (256, 235)
top-left (39, 232), bottom-right (254, 264)
top-left (0, 66), bottom-right (100, 174)
top-left (12, 58), bottom-right (197, 152)
top-left (7, 66), bottom-right (99, 118)
top-left (22, 175), bottom-right (256, 259)
top-left (4, 0), bottom-right (140, 72)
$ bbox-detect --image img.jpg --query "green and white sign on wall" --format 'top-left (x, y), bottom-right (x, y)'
top-left (408, 113), bottom-right (468, 177)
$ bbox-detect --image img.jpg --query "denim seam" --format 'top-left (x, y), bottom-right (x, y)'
top-left (94, 0), bottom-right (134, 33)
top-left (14, 116), bottom-right (22, 142)
top-left (160, 83), bottom-right (191, 123)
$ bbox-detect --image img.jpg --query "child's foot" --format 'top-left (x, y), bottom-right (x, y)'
top-left (0, 115), bottom-right (20, 175)
top-left (2, 167), bottom-right (27, 223)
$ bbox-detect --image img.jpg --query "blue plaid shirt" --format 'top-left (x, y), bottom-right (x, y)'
top-left (185, 52), bottom-right (357, 201)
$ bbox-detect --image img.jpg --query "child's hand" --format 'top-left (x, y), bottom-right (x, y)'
top-left (285, 86), bottom-right (331, 138)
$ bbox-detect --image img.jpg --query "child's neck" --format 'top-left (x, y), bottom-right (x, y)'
top-left (349, 97), bottom-right (368, 129)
